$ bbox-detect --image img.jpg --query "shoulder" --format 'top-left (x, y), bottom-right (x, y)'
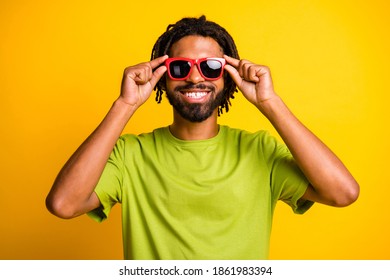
top-left (221, 126), bottom-right (289, 159)
top-left (116, 127), bottom-right (168, 153)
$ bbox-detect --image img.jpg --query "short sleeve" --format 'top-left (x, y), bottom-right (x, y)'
top-left (260, 132), bottom-right (314, 214)
top-left (87, 137), bottom-right (125, 222)
top-left (272, 154), bottom-right (314, 214)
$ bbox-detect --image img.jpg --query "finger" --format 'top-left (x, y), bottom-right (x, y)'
top-left (247, 65), bottom-right (261, 83)
top-left (224, 55), bottom-right (240, 68)
top-left (224, 64), bottom-right (244, 89)
top-left (149, 55), bottom-right (169, 69)
top-left (130, 66), bottom-right (152, 85)
top-left (239, 60), bottom-right (248, 78)
top-left (239, 59), bottom-right (253, 79)
top-left (149, 65), bottom-right (167, 88)
top-left (253, 65), bottom-right (270, 80)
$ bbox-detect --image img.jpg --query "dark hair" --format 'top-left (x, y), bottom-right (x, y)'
top-left (151, 15), bottom-right (240, 115)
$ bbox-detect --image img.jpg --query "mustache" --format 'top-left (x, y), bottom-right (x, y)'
top-left (174, 83), bottom-right (215, 92)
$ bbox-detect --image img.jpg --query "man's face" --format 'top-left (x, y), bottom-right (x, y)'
top-left (165, 35), bottom-right (225, 122)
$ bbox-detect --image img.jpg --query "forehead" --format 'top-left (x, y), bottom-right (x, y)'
top-left (169, 35), bottom-right (223, 58)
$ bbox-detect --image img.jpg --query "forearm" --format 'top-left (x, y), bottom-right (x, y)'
top-left (258, 95), bottom-right (359, 206)
top-left (223, 56), bottom-right (358, 206)
top-left (46, 98), bottom-right (136, 218)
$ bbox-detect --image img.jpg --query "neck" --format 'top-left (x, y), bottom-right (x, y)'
top-left (169, 110), bottom-right (219, 140)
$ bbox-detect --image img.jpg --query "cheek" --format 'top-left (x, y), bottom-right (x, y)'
top-left (164, 76), bottom-right (225, 92)
top-left (165, 79), bottom-right (179, 92)
top-left (159, 74), bottom-right (178, 92)
top-left (215, 77), bottom-right (225, 91)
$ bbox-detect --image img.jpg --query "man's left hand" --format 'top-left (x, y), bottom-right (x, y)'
top-left (224, 55), bottom-right (277, 109)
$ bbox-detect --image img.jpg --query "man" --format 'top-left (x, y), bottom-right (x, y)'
top-left (46, 16), bottom-right (359, 259)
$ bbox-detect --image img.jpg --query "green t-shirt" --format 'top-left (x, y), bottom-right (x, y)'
top-left (88, 125), bottom-right (313, 259)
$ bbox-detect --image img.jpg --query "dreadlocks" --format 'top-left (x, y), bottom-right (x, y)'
top-left (151, 15), bottom-right (240, 115)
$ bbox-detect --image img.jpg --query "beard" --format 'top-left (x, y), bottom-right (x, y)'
top-left (165, 84), bottom-right (225, 123)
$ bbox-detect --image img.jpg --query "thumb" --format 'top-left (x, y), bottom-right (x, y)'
top-left (149, 65), bottom-right (167, 88)
top-left (224, 64), bottom-right (244, 90)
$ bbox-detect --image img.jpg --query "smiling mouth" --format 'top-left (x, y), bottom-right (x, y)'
top-left (182, 91), bottom-right (209, 99)
top-left (176, 84), bottom-right (214, 101)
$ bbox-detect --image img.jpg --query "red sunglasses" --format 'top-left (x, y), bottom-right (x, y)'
top-left (165, 57), bottom-right (226, 81)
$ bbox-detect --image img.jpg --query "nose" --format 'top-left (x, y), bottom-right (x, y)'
top-left (185, 64), bottom-right (205, 83)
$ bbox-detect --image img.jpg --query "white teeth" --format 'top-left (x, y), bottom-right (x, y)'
top-left (184, 92), bottom-right (208, 99)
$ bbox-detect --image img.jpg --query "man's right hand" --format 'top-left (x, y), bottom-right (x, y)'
top-left (119, 55), bottom-right (168, 109)
top-left (46, 55), bottom-right (168, 219)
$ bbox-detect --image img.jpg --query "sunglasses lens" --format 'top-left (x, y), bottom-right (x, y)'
top-left (169, 60), bottom-right (192, 79)
top-left (200, 59), bottom-right (223, 79)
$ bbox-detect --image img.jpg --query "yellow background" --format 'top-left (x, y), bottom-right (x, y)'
top-left (1, 0), bottom-right (389, 259)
